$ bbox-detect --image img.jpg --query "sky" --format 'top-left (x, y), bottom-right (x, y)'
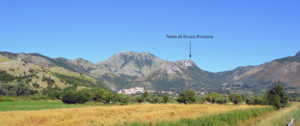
top-left (0, 0), bottom-right (299, 72)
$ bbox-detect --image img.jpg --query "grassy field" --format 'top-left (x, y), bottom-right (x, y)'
top-left (0, 103), bottom-right (266, 126)
top-left (125, 107), bottom-right (275, 126)
top-left (251, 102), bottom-right (300, 126)
top-left (0, 101), bottom-right (100, 111)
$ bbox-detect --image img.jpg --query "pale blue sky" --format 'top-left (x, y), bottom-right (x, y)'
top-left (0, 0), bottom-right (299, 72)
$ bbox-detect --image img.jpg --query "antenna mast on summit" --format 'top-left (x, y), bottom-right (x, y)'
top-left (189, 40), bottom-right (192, 60)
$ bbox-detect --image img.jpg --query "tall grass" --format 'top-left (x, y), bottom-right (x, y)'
top-left (124, 107), bottom-right (275, 126)
top-left (254, 102), bottom-right (300, 126)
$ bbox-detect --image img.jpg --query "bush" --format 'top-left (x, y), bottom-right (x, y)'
top-left (76, 89), bottom-right (92, 103)
top-left (62, 89), bottom-right (78, 104)
top-left (197, 97), bottom-right (206, 104)
top-left (0, 71), bottom-right (15, 82)
top-left (61, 88), bottom-right (91, 104)
top-left (216, 95), bottom-right (229, 104)
top-left (90, 87), bottom-right (107, 101)
top-left (0, 83), bottom-right (37, 96)
top-left (177, 89), bottom-right (196, 104)
top-left (205, 92), bottom-right (220, 103)
top-left (48, 90), bottom-right (62, 99)
top-left (246, 96), bottom-right (267, 105)
top-left (141, 91), bottom-right (151, 102)
top-left (162, 94), bottom-right (170, 104)
top-left (113, 94), bottom-right (130, 105)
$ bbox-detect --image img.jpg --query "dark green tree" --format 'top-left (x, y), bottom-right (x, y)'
top-left (48, 90), bottom-right (62, 99)
top-left (0, 71), bottom-right (15, 82)
top-left (205, 92), bottom-right (220, 103)
top-left (229, 94), bottom-right (243, 104)
top-left (113, 94), bottom-right (130, 105)
top-left (141, 91), bottom-right (151, 102)
top-left (233, 95), bottom-right (243, 104)
top-left (162, 94), bottom-right (170, 104)
top-left (61, 88), bottom-right (91, 104)
top-left (76, 89), bottom-right (92, 103)
top-left (62, 89), bottom-right (78, 104)
top-left (267, 84), bottom-right (288, 109)
top-left (177, 89), bottom-right (196, 104)
top-left (90, 87), bottom-right (107, 101)
top-left (102, 91), bottom-right (114, 104)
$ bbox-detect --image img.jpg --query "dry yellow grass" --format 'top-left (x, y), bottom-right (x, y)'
top-left (0, 104), bottom-right (266, 126)
top-left (0, 55), bottom-right (10, 63)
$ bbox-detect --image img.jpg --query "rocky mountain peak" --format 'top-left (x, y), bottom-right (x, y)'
top-left (95, 51), bottom-right (167, 79)
top-left (55, 57), bottom-right (68, 61)
top-left (296, 51), bottom-right (300, 57)
top-left (175, 60), bottom-right (196, 69)
top-left (156, 60), bottom-right (196, 75)
top-left (74, 58), bottom-right (93, 64)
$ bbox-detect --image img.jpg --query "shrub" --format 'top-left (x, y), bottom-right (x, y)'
top-left (113, 94), bottom-right (130, 105)
top-left (205, 92), bottom-right (220, 103)
top-left (177, 89), bottom-right (196, 104)
top-left (76, 89), bottom-right (92, 103)
top-left (102, 91), bottom-right (114, 104)
top-left (246, 96), bottom-right (267, 105)
top-left (62, 89), bottom-right (79, 104)
top-left (149, 96), bottom-right (161, 103)
top-left (90, 87), bottom-right (107, 101)
top-left (48, 90), bottom-right (62, 99)
top-left (162, 94), bottom-right (170, 104)
top-left (0, 71), bottom-right (15, 82)
top-left (229, 94), bottom-right (243, 104)
top-left (216, 95), bottom-right (229, 104)
top-left (141, 91), bottom-right (151, 102)
top-left (32, 82), bottom-right (39, 88)
top-left (0, 83), bottom-right (37, 96)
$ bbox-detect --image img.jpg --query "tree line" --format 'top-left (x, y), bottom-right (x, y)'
top-left (0, 81), bottom-right (290, 109)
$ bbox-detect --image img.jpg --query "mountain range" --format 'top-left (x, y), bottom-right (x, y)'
top-left (0, 51), bottom-right (299, 94)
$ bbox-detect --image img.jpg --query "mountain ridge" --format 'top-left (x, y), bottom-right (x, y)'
top-left (1, 51), bottom-right (299, 93)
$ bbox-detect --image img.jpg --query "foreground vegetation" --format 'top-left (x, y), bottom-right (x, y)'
top-left (125, 106), bottom-right (275, 126)
top-left (253, 102), bottom-right (300, 126)
top-left (0, 103), bottom-right (266, 126)
top-left (0, 101), bottom-right (99, 111)
top-left (0, 81), bottom-right (293, 125)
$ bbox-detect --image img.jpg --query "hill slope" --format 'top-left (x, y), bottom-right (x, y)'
top-left (1, 51), bottom-right (300, 93)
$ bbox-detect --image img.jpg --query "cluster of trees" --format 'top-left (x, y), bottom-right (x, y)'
top-left (0, 83), bottom-right (37, 96)
top-left (61, 87), bottom-right (129, 104)
top-left (0, 71), bottom-right (15, 82)
top-left (245, 84), bottom-right (289, 109)
top-left (59, 84), bottom-right (289, 108)
top-left (0, 79), bottom-right (290, 109)
top-left (175, 84), bottom-right (289, 109)
top-left (42, 75), bottom-right (55, 85)
top-left (176, 90), bottom-right (243, 105)
top-left (60, 88), bottom-right (172, 104)
top-left (132, 91), bottom-right (171, 104)
top-left (55, 73), bottom-right (105, 88)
